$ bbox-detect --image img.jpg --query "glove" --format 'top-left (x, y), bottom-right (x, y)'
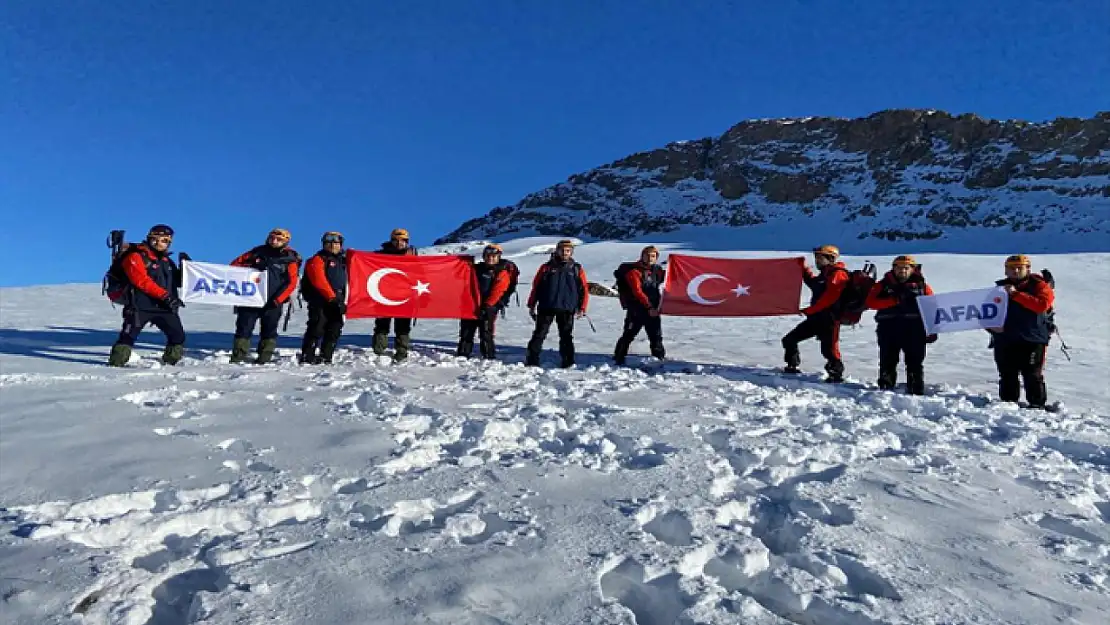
top-left (529, 307), bottom-right (538, 322)
top-left (163, 295), bottom-right (184, 311)
top-left (178, 252), bottom-right (192, 262)
top-left (264, 300), bottom-right (280, 311)
top-left (926, 334), bottom-right (938, 344)
top-left (331, 300), bottom-right (347, 315)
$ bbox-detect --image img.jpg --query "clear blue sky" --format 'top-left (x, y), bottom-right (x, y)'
top-left (2, 0), bottom-right (1107, 286)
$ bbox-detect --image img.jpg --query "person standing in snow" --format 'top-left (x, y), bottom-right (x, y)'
top-left (456, 243), bottom-right (512, 360)
top-left (229, 228), bottom-right (301, 364)
top-left (864, 255), bottom-right (936, 394)
top-left (525, 240), bottom-right (589, 368)
top-left (612, 245), bottom-right (666, 365)
top-left (107, 224), bottom-right (186, 367)
top-left (990, 254), bottom-right (1056, 409)
top-left (782, 244), bottom-right (848, 382)
top-left (299, 231), bottom-right (348, 365)
top-left (371, 228), bottom-right (417, 362)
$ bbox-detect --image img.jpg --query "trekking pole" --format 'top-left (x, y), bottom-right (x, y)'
top-left (583, 314), bottom-right (597, 333)
top-left (1056, 329), bottom-right (1072, 361)
top-left (282, 300), bottom-right (294, 332)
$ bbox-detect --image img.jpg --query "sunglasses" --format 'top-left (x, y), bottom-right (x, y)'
top-left (323, 235), bottom-right (343, 244)
top-left (149, 236), bottom-right (172, 244)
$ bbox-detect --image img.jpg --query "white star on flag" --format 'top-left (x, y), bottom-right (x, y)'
top-left (732, 284), bottom-right (751, 296)
top-left (412, 280), bottom-right (431, 296)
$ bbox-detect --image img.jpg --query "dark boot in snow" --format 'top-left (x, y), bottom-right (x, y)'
top-left (906, 367), bottom-right (925, 395)
top-left (392, 334), bottom-right (410, 363)
top-left (319, 340), bottom-right (337, 364)
top-left (162, 344), bottom-right (184, 366)
top-left (372, 332), bottom-right (388, 356)
top-left (825, 359), bottom-right (845, 383)
top-left (231, 338), bottom-right (251, 364)
top-left (456, 339), bottom-right (474, 358)
top-left (877, 367), bottom-right (897, 390)
top-left (108, 343), bottom-right (132, 367)
top-left (255, 339), bottom-right (277, 364)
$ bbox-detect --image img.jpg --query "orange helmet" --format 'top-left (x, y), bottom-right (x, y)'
top-left (1005, 254), bottom-right (1031, 268)
top-left (268, 228), bottom-right (291, 243)
top-left (483, 243), bottom-right (503, 255)
top-left (892, 255), bottom-right (917, 267)
top-left (813, 244), bottom-right (840, 259)
top-left (391, 228), bottom-right (410, 240)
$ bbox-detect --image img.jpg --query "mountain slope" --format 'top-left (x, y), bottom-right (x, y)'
top-left (438, 109), bottom-right (1110, 253)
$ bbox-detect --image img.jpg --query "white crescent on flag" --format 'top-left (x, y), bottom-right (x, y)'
top-left (686, 273), bottom-right (728, 305)
top-left (367, 268), bottom-right (410, 306)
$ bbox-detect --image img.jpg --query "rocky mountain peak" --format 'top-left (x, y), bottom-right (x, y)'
top-left (437, 109), bottom-right (1110, 252)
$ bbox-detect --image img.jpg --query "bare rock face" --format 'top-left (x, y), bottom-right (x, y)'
top-left (436, 109), bottom-right (1110, 251)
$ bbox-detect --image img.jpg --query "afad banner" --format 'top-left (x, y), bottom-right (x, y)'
top-left (181, 261), bottom-right (268, 308)
top-left (916, 286), bottom-right (1009, 335)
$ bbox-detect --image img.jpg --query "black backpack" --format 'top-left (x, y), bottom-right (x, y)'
top-left (837, 262), bottom-right (878, 325)
top-left (613, 262), bottom-right (639, 309)
top-left (103, 243), bottom-right (141, 305)
top-left (1040, 268), bottom-right (1057, 334)
top-left (496, 259), bottom-right (521, 308)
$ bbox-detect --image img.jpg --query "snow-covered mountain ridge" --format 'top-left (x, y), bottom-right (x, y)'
top-left (438, 109), bottom-right (1110, 253)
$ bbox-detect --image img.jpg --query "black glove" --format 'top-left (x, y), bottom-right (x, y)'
top-left (178, 252), bottom-right (192, 262)
top-left (264, 300), bottom-right (279, 311)
top-left (478, 304), bottom-right (493, 319)
top-left (163, 295), bottom-right (184, 311)
top-left (335, 302), bottom-right (347, 315)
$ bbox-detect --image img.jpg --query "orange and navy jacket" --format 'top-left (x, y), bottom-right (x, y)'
top-left (122, 244), bottom-right (173, 302)
top-left (231, 245), bottom-right (300, 305)
top-left (527, 259), bottom-right (589, 313)
top-left (302, 250), bottom-right (347, 304)
top-left (995, 274), bottom-right (1055, 344)
top-left (802, 262), bottom-right (848, 316)
top-left (865, 271), bottom-right (934, 329)
top-left (476, 262), bottom-right (513, 308)
top-left (622, 261), bottom-right (665, 310)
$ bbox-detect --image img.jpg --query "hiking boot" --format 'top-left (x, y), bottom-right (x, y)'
top-left (372, 333), bottom-right (388, 356)
top-left (392, 334), bottom-right (410, 363)
top-left (456, 340), bottom-right (474, 358)
top-left (230, 338), bottom-right (251, 364)
top-left (782, 365), bottom-right (801, 374)
top-left (256, 338), bottom-right (278, 364)
top-left (107, 343), bottom-right (132, 367)
top-left (162, 344), bottom-right (184, 366)
top-left (319, 340), bottom-right (337, 364)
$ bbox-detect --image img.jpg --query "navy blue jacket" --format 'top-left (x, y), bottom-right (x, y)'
top-left (528, 259), bottom-right (589, 313)
top-left (995, 274), bottom-right (1055, 345)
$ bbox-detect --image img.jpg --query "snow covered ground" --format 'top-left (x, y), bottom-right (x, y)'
top-left (1, 237), bottom-right (1108, 625)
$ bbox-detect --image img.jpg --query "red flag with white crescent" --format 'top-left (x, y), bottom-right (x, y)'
top-left (346, 251), bottom-right (480, 320)
top-left (660, 254), bottom-right (805, 317)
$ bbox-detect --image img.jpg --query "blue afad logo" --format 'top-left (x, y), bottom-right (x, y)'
top-left (934, 303), bottom-right (998, 324)
top-left (192, 277), bottom-right (258, 297)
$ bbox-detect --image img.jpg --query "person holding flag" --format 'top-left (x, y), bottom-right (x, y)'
top-left (782, 244), bottom-right (848, 382)
top-left (456, 243), bottom-right (512, 360)
top-left (229, 228), bottom-right (301, 364)
top-left (990, 254), bottom-right (1056, 409)
top-left (612, 245), bottom-right (666, 365)
top-left (864, 255), bottom-right (936, 394)
top-left (371, 228), bottom-right (418, 362)
top-left (299, 231), bottom-right (348, 365)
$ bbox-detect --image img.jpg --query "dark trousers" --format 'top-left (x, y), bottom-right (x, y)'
top-left (235, 306), bottom-right (283, 340)
top-left (373, 317), bottom-right (412, 337)
top-left (613, 309), bottom-right (664, 363)
top-left (782, 314), bottom-right (844, 377)
top-left (526, 311), bottom-right (575, 367)
top-left (993, 339), bottom-right (1048, 407)
top-left (117, 308), bottom-right (185, 347)
top-left (301, 304), bottom-right (345, 362)
top-left (458, 314), bottom-right (497, 359)
top-left (877, 325), bottom-right (927, 394)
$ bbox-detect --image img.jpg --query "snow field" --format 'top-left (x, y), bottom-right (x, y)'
top-left (0, 239), bottom-right (1108, 624)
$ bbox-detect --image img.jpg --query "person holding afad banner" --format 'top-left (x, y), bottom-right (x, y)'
top-left (229, 228), bottom-right (301, 364)
top-left (991, 254), bottom-right (1056, 410)
top-left (864, 255), bottom-right (936, 395)
top-left (106, 224), bottom-right (186, 367)
top-left (299, 231), bottom-right (348, 365)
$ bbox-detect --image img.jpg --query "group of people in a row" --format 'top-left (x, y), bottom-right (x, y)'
top-left (105, 225), bottom-right (1058, 410)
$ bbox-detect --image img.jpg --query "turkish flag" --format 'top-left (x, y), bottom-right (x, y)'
top-left (660, 254), bottom-right (805, 317)
top-left (346, 251), bottom-right (480, 320)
